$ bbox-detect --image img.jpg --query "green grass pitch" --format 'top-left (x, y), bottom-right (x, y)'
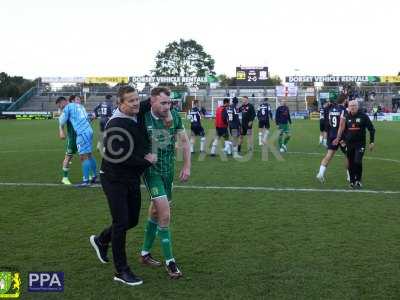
top-left (0, 118), bottom-right (400, 299)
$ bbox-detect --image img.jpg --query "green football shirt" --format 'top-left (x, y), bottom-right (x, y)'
top-left (66, 121), bottom-right (76, 140)
top-left (143, 109), bottom-right (184, 178)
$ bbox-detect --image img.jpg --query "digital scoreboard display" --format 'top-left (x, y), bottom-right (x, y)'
top-left (236, 66), bottom-right (269, 86)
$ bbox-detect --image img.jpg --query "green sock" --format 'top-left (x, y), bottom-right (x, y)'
top-left (62, 167), bottom-right (69, 178)
top-left (278, 134), bottom-right (283, 148)
top-left (284, 135), bottom-right (290, 145)
top-left (158, 226), bottom-right (173, 261)
top-left (142, 219), bottom-right (158, 252)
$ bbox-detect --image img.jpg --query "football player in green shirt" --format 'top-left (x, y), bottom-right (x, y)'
top-left (59, 96), bottom-right (78, 185)
top-left (139, 87), bottom-right (191, 279)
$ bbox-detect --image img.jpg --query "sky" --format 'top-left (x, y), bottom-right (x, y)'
top-left (0, 0), bottom-right (398, 80)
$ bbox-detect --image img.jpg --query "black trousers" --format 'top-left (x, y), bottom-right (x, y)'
top-left (98, 174), bottom-right (142, 273)
top-left (346, 144), bottom-right (365, 183)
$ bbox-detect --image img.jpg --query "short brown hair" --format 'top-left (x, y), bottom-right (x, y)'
top-left (151, 87), bottom-right (170, 97)
top-left (117, 86), bottom-right (136, 103)
top-left (55, 96), bottom-right (67, 104)
top-left (69, 95), bottom-right (76, 102)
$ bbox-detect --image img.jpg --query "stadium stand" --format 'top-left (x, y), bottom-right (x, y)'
top-left (9, 84), bottom-right (399, 116)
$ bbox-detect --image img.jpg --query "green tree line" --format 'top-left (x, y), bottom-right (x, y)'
top-left (0, 72), bottom-right (35, 100)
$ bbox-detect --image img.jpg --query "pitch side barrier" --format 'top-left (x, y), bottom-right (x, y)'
top-left (1, 111), bottom-right (53, 120)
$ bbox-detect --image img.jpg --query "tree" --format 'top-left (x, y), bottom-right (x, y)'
top-left (217, 74), bottom-right (236, 87)
top-left (153, 39), bottom-right (215, 77)
top-left (0, 72), bottom-right (35, 100)
top-left (265, 75), bottom-right (282, 86)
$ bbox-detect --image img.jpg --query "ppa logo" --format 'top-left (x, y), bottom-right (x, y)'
top-left (28, 272), bottom-right (64, 292)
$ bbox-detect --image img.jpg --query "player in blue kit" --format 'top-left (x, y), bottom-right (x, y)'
top-left (319, 100), bottom-right (330, 147)
top-left (57, 97), bottom-right (97, 187)
top-left (224, 101), bottom-right (242, 158)
top-left (257, 98), bottom-right (273, 146)
top-left (238, 96), bottom-right (256, 153)
top-left (187, 100), bottom-right (206, 153)
top-left (316, 94), bottom-right (349, 183)
top-left (93, 94), bottom-right (115, 150)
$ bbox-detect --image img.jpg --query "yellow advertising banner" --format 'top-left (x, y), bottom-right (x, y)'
top-left (85, 77), bottom-right (129, 84)
top-left (310, 112), bottom-right (320, 120)
top-left (380, 76), bottom-right (400, 83)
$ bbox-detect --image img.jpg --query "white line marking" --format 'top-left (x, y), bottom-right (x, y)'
top-left (0, 182), bottom-right (399, 194)
top-left (1, 149), bottom-right (398, 164)
top-left (174, 185), bottom-right (400, 194)
top-left (0, 182), bottom-right (62, 187)
top-left (287, 151), bottom-right (400, 164)
top-left (0, 149), bottom-right (61, 153)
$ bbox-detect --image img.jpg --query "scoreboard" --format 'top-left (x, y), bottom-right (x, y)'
top-left (235, 66), bottom-right (269, 86)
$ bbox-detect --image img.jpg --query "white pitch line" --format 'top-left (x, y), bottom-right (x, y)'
top-left (174, 185), bottom-right (400, 194)
top-left (0, 149), bottom-right (62, 153)
top-left (0, 182), bottom-right (399, 194)
top-left (0, 182), bottom-right (62, 187)
top-left (0, 149), bottom-right (399, 164)
top-left (287, 151), bottom-right (400, 164)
